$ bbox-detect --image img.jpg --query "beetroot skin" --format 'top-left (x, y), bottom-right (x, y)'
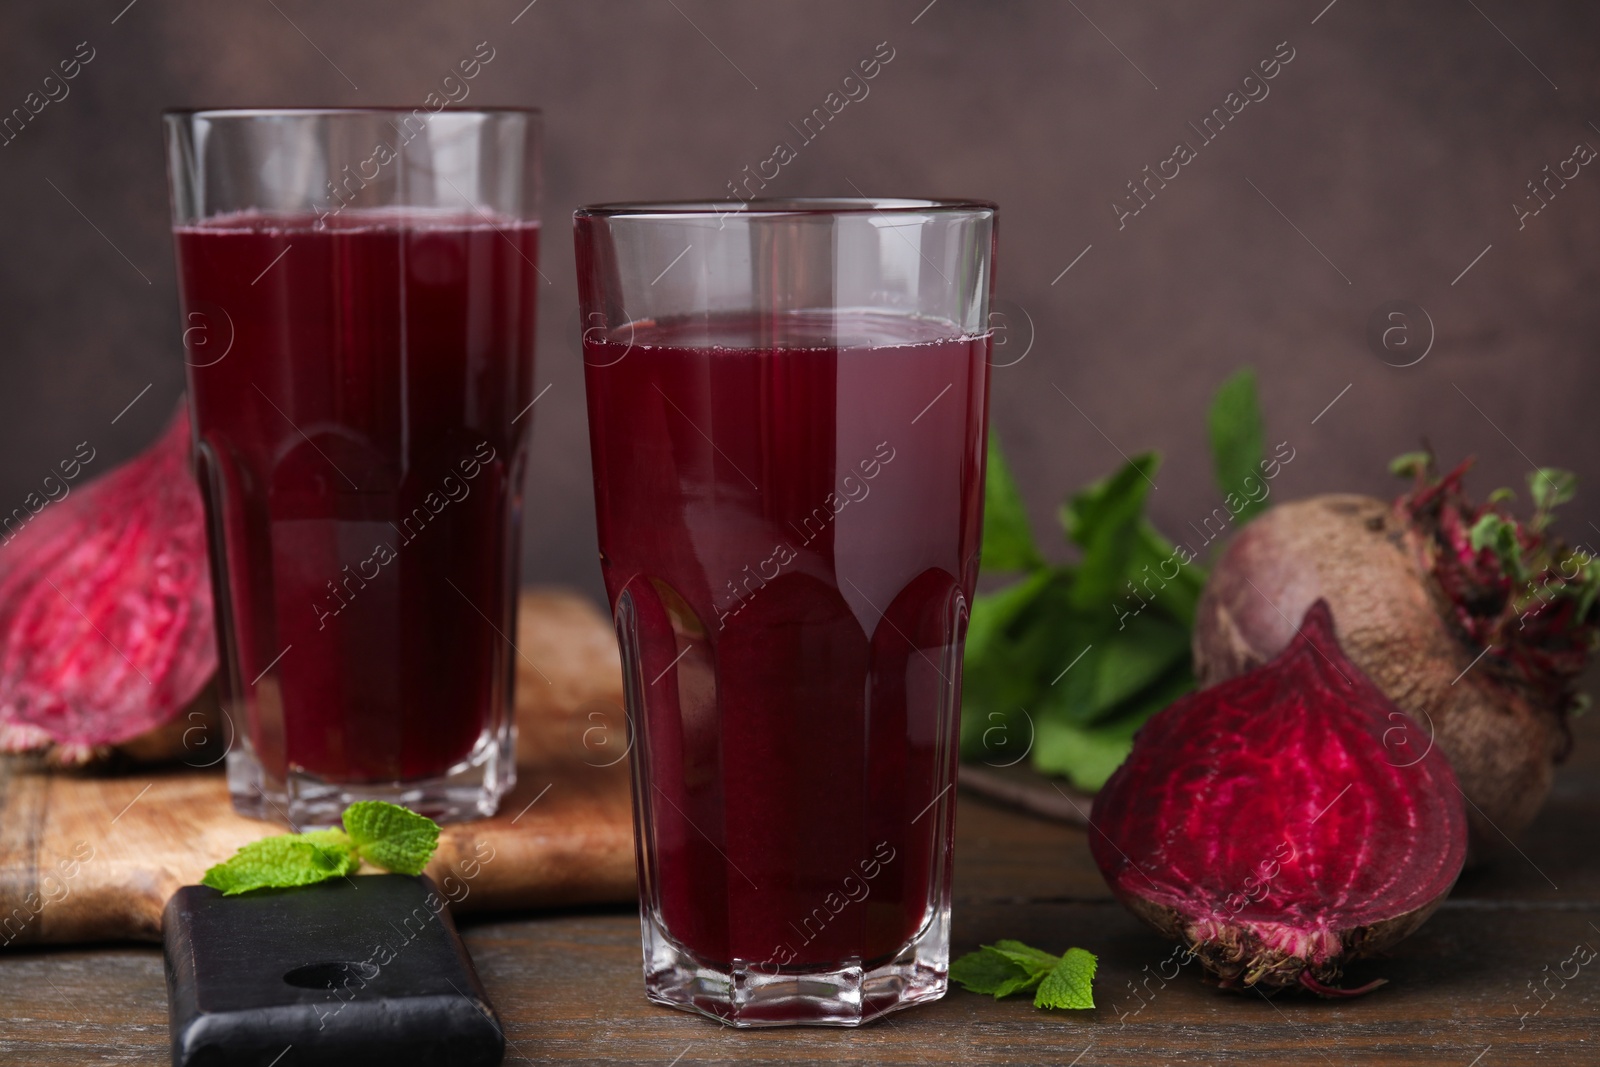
top-left (1194, 471), bottom-right (1595, 851)
top-left (1091, 600), bottom-right (1468, 995)
top-left (0, 404), bottom-right (215, 762)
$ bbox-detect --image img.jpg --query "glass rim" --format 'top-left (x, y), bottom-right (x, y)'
top-left (575, 197), bottom-right (996, 220)
top-left (162, 106), bottom-right (541, 121)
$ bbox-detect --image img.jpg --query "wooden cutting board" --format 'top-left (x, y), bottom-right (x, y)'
top-left (0, 589), bottom-right (637, 947)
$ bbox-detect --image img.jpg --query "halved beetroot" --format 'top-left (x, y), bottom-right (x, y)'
top-left (0, 404), bottom-right (215, 762)
top-left (1090, 600), bottom-right (1468, 995)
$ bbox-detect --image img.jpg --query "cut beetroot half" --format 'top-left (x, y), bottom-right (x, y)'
top-left (0, 403), bottom-right (216, 760)
top-left (1090, 599), bottom-right (1468, 995)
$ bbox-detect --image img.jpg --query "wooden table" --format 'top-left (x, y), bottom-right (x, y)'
top-left (4, 712), bottom-right (1597, 1066)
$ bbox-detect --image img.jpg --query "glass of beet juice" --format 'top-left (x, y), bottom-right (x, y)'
top-left (164, 109), bottom-right (541, 824)
top-left (575, 198), bottom-right (997, 1025)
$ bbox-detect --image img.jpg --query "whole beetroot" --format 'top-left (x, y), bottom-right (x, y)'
top-left (1194, 459), bottom-right (1597, 853)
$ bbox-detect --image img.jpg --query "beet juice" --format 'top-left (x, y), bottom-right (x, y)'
top-left (584, 311), bottom-right (988, 984)
top-left (174, 211), bottom-right (538, 807)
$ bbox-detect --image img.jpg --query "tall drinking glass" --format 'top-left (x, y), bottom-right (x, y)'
top-left (165, 109), bottom-right (541, 825)
top-left (576, 198), bottom-right (996, 1025)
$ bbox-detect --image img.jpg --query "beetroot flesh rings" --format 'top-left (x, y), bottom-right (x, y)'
top-left (1090, 599), bottom-right (1468, 995)
top-left (0, 404), bottom-right (215, 760)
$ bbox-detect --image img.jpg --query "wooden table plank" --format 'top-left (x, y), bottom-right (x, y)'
top-left (0, 591), bottom-right (638, 948)
top-left (6, 891), bottom-right (1599, 1066)
top-left (2, 703), bottom-right (1596, 1065)
top-left (453, 901), bottom-right (1600, 1066)
top-left (0, 951), bottom-right (168, 1065)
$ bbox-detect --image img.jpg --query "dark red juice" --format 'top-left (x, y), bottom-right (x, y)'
top-left (174, 211), bottom-right (538, 784)
top-left (584, 311), bottom-right (988, 969)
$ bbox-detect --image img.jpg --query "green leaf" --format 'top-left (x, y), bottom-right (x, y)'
top-left (1389, 451), bottom-right (1432, 479)
top-left (991, 939), bottom-right (1063, 978)
top-left (342, 801), bottom-right (441, 876)
top-left (1468, 513), bottom-right (1527, 581)
top-left (199, 802), bottom-right (439, 897)
top-left (961, 570), bottom-right (1061, 761)
top-left (1084, 615), bottom-right (1190, 723)
top-left (1580, 562), bottom-right (1600, 621)
top-left (953, 942), bottom-right (1059, 1000)
top-left (950, 947), bottom-right (1030, 996)
top-left (1128, 521), bottom-right (1205, 625)
top-left (1113, 661), bottom-right (1197, 723)
top-left (1061, 453), bottom-right (1161, 611)
top-left (966, 570), bottom-right (1058, 667)
top-left (1060, 453), bottom-right (1160, 550)
top-left (1032, 715), bottom-right (1140, 794)
top-left (1207, 368), bottom-right (1267, 524)
top-left (1566, 554), bottom-right (1600, 621)
top-left (1037, 610), bottom-right (1191, 729)
top-left (1487, 487), bottom-right (1516, 505)
top-left (953, 941), bottom-right (1097, 1010)
top-left (992, 969), bottom-right (1044, 999)
top-left (981, 432), bottom-right (1046, 572)
top-left (201, 833), bottom-right (358, 896)
top-left (1035, 948), bottom-right (1097, 1010)
top-left (300, 828), bottom-right (355, 852)
top-left (1528, 468), bottom-right (1577, 513)
top-left (1034, 666), bottom-right (1194, 791)
top-left (1467, 513), bottom-right (1510, 552)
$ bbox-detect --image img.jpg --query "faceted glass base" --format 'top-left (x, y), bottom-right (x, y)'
top-left (225, 725), bottom-right (515, 827)
top-left (640, 904), bottom-right (951, 1027)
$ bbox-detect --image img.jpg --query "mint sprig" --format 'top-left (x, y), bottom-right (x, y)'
top-left (951, 940), bottom-right (1097, 1010)
top-left (198, 834), bottom-right (360, 896)
top-left (964, 370), bottom-right (1270, 790)
top-left (201, 801), bottom-right (441, 896)
top-left (341, 800), bottom-right (440, 876)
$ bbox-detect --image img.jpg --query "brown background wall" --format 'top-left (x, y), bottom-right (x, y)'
top-left (1, 1), bottom-right (1596, 605)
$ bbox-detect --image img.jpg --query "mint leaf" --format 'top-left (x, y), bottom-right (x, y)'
top-left (201, 833), bottom-right (358, 896)
top-left (1078, 614), bottom-right (1190, 724)
top-left (1033, 713), bottom-right (1141, 794)
top-left (1035, 607), bottom-right (1193, 731)
top-left (1034, 662), bottom-right (1193, 790)
top-left (342, 801), bottom-right (440, 876)
top-left (1207, 368), bottom-right (1267, 524)
top-left (1060, 453), bottom-right (1160, 611)
top-left (964, 570), bottom-right (1058, 689)
top-left (951, 944), bottom-right (1052, 999)
top-left (993, 969), bottom-right (1043, 999)
top-left (1035, 947), bottom-right (1097, 1010)
top-left (990, 939), bottom-right (1062, 978)
top-left (959, 569), bottom-right (1061, 762)
top-left (952, 941), bottom-right (1097, 1011)
top-left (1129, 520), bottom-right (1205, 625)
top-left (981, 432), bottom-right (1046, 572)
top-left (299, 827), bottom-right (354, 852)
top-left (950, 947), bottom-right (1030, 996)
top-left (200, 802), bottom-right (438, 896)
